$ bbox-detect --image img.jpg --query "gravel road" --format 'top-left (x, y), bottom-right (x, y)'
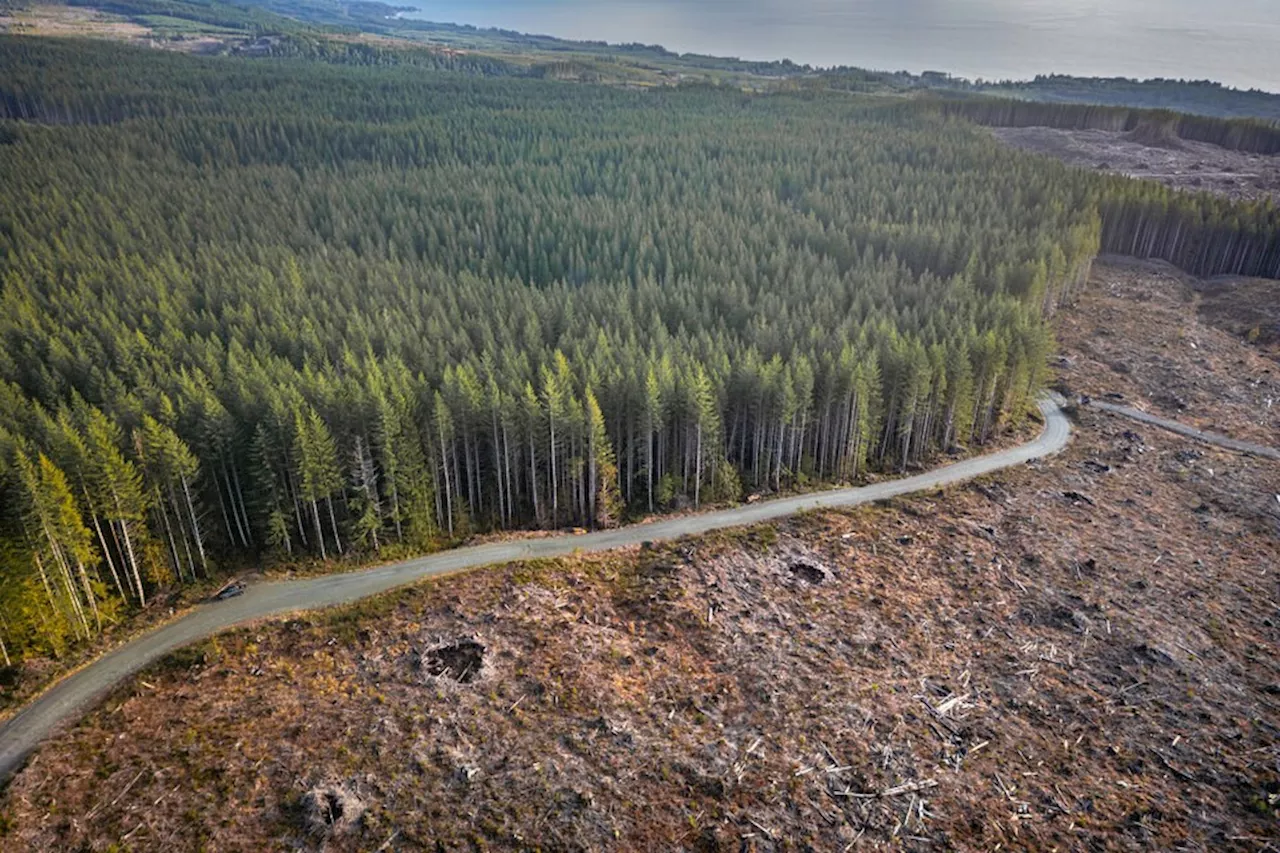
top-left (1087, 399), bottom-right (1280, 460)
top-left (0, 397), bottom-right (1072, 785)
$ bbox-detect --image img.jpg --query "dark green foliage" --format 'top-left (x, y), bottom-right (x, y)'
top-left (245, 33), bottom-right (521, 74)
top-left (0, 36), bottom-right (1274, 661)
top-left (974, 75), bottom-right (1280, 122)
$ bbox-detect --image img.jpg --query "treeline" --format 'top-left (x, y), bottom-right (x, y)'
top-left (236, 33), bottom-right (522, 75)
top-left (912, 95), bottom-right (1280, 277)
top-left (929, 95), bottom-right (1280, 155)
top-left (978, 76), bottom-right (1280, 122)
top-left (69, 0), bottom-right (312, 35)
top-left (1097, 186), bottom-right (1280, 279)
top-left (0, 36), bottom-right (1270, 662)
top-left (0, 35), bottom-right (520, 126)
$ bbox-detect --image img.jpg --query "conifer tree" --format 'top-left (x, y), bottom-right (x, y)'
top-left (585, 388), bottom-right (622, 527)
top-left (293, 407), bottom-right (343, 559)
top-left (15, 452), bottom-right (104, 640)
top-left (83, 409), bottom-right (149, 604)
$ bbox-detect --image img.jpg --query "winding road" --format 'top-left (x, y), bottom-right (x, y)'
top-left (0, 396), bottom-right (1072, 786)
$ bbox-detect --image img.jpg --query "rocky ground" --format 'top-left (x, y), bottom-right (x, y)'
top-left (991, 126), bottom-right (1280, 206)
top-left (0, 262), bottom-right (1277, 851)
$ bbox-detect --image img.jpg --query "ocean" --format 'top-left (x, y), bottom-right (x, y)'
top-left (404, 0), bottom-right (1280, 92)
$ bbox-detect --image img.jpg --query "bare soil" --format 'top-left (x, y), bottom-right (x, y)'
top-left (1198, 276), bottom-right (1280, 360)
top-left (0, 4), bottom-right (151, 40)
top-left (1, 263), bottom-right (1278, 850)
top-left (992, 126), bottom-right (1280, 205)
top-left (1055, 257), bottom-right (1280, 446)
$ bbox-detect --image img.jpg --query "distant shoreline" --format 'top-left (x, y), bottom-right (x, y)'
top-left (395, 0), bottom-right (1280, 94)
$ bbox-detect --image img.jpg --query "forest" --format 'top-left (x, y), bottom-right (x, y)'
top-left (0, 36), bottom-right (1276, 662)
top-left (919, 75), bottom-right (1280, 122)
top-left (929, 94), bottom-right (1280, 155)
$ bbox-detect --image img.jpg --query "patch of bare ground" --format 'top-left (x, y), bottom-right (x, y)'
top-left (1056, 257), bottom-right (1280, 446)
top-left (1, 265), bottom-right (1278, 851)
top-left (0, 4), bottom-right (252, 53)
top-left (991, 125), bottom-right (1280, 205)
top-left (0, 4), bottom-right (150, 40)
top-left (1198, 276), bottom-right (1280, 360)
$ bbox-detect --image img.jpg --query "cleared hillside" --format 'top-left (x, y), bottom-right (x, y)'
top-left (1, 262), bottom-right (1276, 850)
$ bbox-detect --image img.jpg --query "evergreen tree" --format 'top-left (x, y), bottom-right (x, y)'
top-left (293, 407), bottom-right (343, 559)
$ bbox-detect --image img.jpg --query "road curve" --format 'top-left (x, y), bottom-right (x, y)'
top-left (1086, 399), bottom-right (1280, 461)
top-left (0, 396), bottom-right (1072, 786)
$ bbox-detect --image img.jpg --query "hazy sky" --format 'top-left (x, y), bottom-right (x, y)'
top-left (409, 0), bottom-right (1280, 91)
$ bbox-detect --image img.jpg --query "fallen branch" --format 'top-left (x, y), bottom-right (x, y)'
top-left (87, 769), bottom-right (147, 820)
top-left (831, 778), bottom-right (939, 799)
top-left (746, 815), bottom-right (776, 840)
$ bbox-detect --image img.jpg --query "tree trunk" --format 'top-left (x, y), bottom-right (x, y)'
top-left (180, 474), bottom-right (207, 576)
top-left (42, 539), bottom-right (90, 640)
top-left (527, 428), bottom-right (540, 524)
top-left (326, 495), bottom-right (343, 555)
top-left (112, 490), bottom-right (147, 606)
top-left (229, 460), bottom-right (254, 547)
top-left (90, 511), bottom-right (128, 604)
top-left (694, 422), bottom-right (703, 508)
top-left (220, 461), bottom-right (247, 548)
top-left (626, 418), bottom-right (634, 505)
top-left (156, 500), bottom-right (184, 584)
top-left (215, 474), bottom-right (238, 549)
top-left (647, 422), bottom-right (655, 513)
top-left (439, 428), bottom-right (454, 536)
top-left (170, 492), bottom-right (198, 581)
top-left (548, 415), bottom-right (558, 527)
top-left (775, 415), bottom-right (786, 490)
top-left (77, 561), bottom-right (102, 632)
top-left (388, 474), bottom-right (403, 542)
top-left (501, 422), bottom-right (513, 527)
top-left (311, 498), bottom-right (327, 560)
top-left (32, 550), bottom-right (59, 622)
top-left (492, 410), bottom-right (505, 526)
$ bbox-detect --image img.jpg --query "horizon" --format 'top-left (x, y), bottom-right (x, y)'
top-left (405, 0), bottom-right (1280, 94)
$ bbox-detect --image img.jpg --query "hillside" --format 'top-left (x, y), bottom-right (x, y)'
top-left (0, 8), bottom-right (1278, 850)
top-left (0, 0), bottom-right (861, 86)
top-left (0, 259), bottom-right (1276, 849)
top-left (991, 126), bottom-right (1280, 206)
top-left (2, 24), bottom-right (1280, 725)
top-left (977, 76), bottom-right (1280, 122)
top-left (8, 1), bottom-right (1280, 116)
top-left (0, 35), bottom-right (1105, 666)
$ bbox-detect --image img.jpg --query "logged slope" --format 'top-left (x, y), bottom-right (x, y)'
top-left (1087, 400), bottom-right (1280, 460)
top-left (0, 397), bottom-right (1069, 785)
top-left (1, 328), bottom-right (1276, 852)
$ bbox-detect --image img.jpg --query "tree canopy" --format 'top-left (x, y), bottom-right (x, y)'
top-left (0, 36), bottom-right (1275, 660)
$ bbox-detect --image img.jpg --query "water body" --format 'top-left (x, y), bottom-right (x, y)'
top-left (406, 0), bottom-right (1280, 92)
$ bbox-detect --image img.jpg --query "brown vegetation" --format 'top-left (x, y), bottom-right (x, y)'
top-left (1056, 257), bottom-right (1280, 446)
top-left (992, 126), bottom-right (1280, 205)
top-left (1198, 276), bottom-right (1280, 360)
top-left (0, 4), bottom-right (150, 40)
top-left (0, 263), bottom-right (1277, 850)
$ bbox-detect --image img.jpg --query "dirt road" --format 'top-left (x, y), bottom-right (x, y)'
top-left (1088, 398), bottom-right (1280, 460)
top-left (0, 397), bottom-right (1071, 785)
